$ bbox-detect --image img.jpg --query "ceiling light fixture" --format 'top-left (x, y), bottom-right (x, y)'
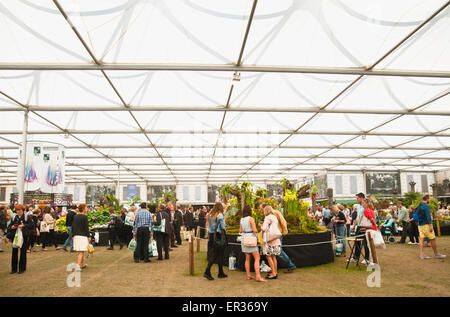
top-left (232, 72), bottom-right (241, 82)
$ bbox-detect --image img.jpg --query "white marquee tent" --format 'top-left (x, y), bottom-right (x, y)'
top-left (1, 0), bottom-right (450, 189)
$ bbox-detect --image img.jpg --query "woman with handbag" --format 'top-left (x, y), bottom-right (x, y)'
top-left (8, 204), bottom-right (34, 274)
top-left (355, 199), bottom-right (377, 265)
top-left (240, 205), bottom-right (266, 282)
top-left (260, 206), bottom-right (282, 280)
top-left (204, 202), bottom-right (227, 281)
top-left (40, 207), bottom-right (51, 250)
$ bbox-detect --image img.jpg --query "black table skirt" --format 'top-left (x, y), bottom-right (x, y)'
top-left (220, 231), bottom-right (334, 271)
top-left (54, 229), bottom-right (110, 246)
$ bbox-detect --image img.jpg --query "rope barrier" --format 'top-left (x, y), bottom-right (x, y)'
top-left (184, 229), bottom-right (367, 247)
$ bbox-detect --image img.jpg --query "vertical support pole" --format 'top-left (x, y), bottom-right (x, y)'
top-left (367, 231), bottom-right (378, 264)
top-left (189, 234), bottom-right (194, 276)
top-left (196, 226), bottom-right (201, 252)
top-left (431, 183), bottom-right (440, 237)
top-left (117, 164), bottom-right (121, 200)
top-left (17, 110), bottom-right (29, 204)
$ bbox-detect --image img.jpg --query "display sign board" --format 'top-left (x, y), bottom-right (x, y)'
top-left (127, 184), bottom-right (137, 199)
top-left (365, 172), bottom-right (401, 196)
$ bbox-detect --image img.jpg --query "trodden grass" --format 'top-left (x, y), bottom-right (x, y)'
top-left (0, 236), bottom-right (449, 297)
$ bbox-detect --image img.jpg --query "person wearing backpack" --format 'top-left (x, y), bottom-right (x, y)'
top-left (416, 195), bottom-right (446, 260)
top-left (107, 207), bottom-right (124, 250)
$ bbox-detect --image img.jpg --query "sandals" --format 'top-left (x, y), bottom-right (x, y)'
top-left (267, 274), bottom-right (278, 279)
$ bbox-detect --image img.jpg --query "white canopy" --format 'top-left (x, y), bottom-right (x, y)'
top-left (1, 0), bottom-right (449, 185)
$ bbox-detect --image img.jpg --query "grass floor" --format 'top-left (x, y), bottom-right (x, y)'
top-left (0, 236), bottom-right (449, 297)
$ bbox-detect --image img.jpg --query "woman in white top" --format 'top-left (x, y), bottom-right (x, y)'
top-left (314, 209), bottom-right (324, 226)
top-left (260, 206), bottom-right (281, 280)
top-left (41, 207), bottom-right (58, 250)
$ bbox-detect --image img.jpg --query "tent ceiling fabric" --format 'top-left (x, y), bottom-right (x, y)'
top-left (1, 0), bottom-right (450, 184)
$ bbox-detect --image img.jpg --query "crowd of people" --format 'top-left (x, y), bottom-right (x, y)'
top-left (0, 192), bottom-right (446, 277)
top-left (307, 193), bottom-right (446, 263)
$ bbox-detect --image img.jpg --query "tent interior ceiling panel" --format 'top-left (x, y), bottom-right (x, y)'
top-left (1, 0), bottom-right (449, 185)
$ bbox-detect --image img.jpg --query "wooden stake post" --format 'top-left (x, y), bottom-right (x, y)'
top-left (189, 234), bottom-right (194, 276)
top-left (367, 231), bottom-right (378, 264)
top-left (436, 213), bottom-right (441, 237)
top-left (196, 226), bottom-right (201, 252)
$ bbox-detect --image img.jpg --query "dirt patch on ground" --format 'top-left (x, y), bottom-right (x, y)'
top-left (1, 236), bottom-right (449, 297)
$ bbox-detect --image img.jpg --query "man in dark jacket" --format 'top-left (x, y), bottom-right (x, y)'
top-left (198, 206), bottom-right (207, 239)
top-left (166, 202), bottom-right (177, 248)
top-left (153, 204), bottom-right (171, 260)
top-left (62, 205), bottom-right (77, 252)
top-left (174, 206), bottom-right (183, 245)
top-left (107, 207), bottom-right (123, 250)
top-left (183, 207), bottom-right (194, 232)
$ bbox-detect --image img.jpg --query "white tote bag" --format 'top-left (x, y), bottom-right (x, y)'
top-left (372, 230), bottom-right (386, 249)
top-left (13, 228), bottom-right (23, 248)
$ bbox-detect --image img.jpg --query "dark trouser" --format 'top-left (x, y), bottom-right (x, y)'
top-left (48, 229), bottom-right (57, 247)
top-left (199, 222), bottom-right (206, 239)
top-left (205, 233), bottom-right (225, 276)
top-left (409, 222), bottom-right (419, 243)
top-left (41, 231), bottom-right (49, 248)
top-left (12, 236), bottom-right (29, 273)
top-left (134, 227), bottom-right (150, 262)
top-left (354, 228), bottom-right (370, 261)
top-left (108, 228), bottom-right (123, 249)
top-left (123, 225), bottom-right (133, 246)
top-left (170, 223), bottom-right (176, 247)
top-left (28, 234), bottom-right (37, 249)
top-left (346, 224), bottom-right (351, 237)
top-left (174, 225), bottom-right (182, 245)
top-left (400, 221), bottom-right (409, 243)
top-left (154, 232), bottom-right (170, 259)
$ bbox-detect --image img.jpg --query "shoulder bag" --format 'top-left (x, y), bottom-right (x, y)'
top-left (213, 217), bottom-right (227, 249)
top-left (359, 214), bottom-right (375, 229)
top-left (153, 214), bottom-right (166, 233)
top-left (266, 217), bottom-right (282, 243)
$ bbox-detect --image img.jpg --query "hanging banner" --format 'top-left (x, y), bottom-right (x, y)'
top-left (127, 184), bottom-right (137, 199)
top-left (20, 141), bottom-right (65, 194)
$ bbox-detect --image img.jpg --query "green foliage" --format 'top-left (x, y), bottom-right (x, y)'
top-left (104, 194), bottom-right (123, 211)
top-left (225, 212), bottom-right (241, 235)
top-left (255, 187), bottom-right (267, 198)
top-left (55, 218), bottom-right (68, 233)
top-left (127, 195), bottom-right (141, 206)
top-left (403, 192), bottom-right (422, 207)
top-left (276, 178), bottom-right (294, 192)
top-left (411, 196), bottom-right (438, 213)
top-left (86, 207), bottom-right (110, 229)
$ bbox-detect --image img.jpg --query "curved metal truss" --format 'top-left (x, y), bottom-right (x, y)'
top-left (1, 0), bottom-right (450, 185)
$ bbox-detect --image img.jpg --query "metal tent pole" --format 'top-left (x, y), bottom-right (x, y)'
top-left (17, 110), bottom-right (29, 204)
